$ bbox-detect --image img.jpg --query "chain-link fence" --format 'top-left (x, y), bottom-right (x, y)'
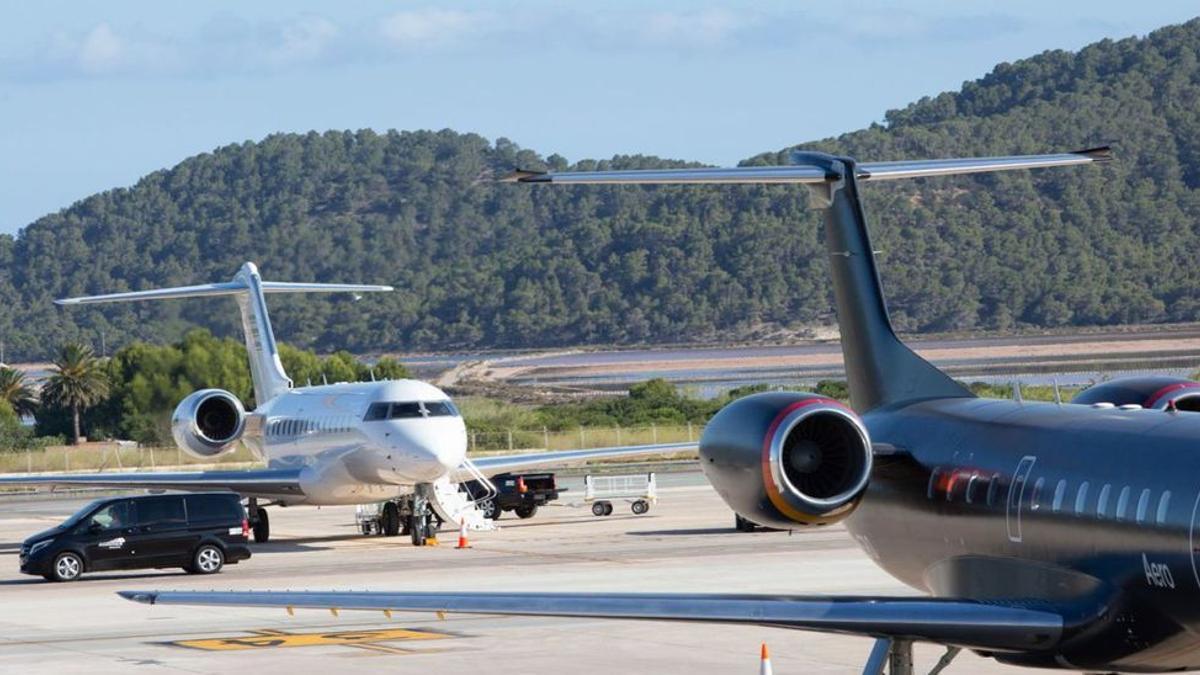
top-left (467, 423), bottom-right (700, 453)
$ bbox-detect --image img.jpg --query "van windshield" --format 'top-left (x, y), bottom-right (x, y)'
top-left (60, 499), bottom-right (106, 529)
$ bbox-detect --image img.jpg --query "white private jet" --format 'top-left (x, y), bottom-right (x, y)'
top-left (0, 262), bottom-right (695, 545)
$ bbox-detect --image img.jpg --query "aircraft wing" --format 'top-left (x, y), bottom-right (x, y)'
top-left (0, 468), bottom-right (304, 501)
top-left (459, 442), bottom-right (696, 479)
top-left (118, 589), bottom-right (1063, 653)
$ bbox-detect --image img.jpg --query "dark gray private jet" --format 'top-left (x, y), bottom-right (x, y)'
top-left (122, 146), bottom-right (1200, 673)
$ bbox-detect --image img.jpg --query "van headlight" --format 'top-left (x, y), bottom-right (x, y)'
top-left (28, 540), bottom-right (52, 556)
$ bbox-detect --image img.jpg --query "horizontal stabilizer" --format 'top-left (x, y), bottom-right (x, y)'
top-left (57, 280), bottom-right (392, 305)
top-left (499, 147), bottom-right (1111, 186)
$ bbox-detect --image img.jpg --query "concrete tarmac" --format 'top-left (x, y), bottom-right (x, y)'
top-left (0, 476), bottom-right (1046, 674)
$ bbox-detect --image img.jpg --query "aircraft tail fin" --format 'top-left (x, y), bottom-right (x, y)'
top-left (57, 263), bottom-right (392, 405)
top-left (506, 147), bottom-right (1110, 411)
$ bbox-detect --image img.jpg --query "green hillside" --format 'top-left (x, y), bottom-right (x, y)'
top-left (2, 20), bottom-right (1199, 360)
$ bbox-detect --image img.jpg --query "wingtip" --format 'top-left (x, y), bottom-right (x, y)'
top-left (1072, 145), bottom-right (1114, 162)
top-left (497, 168), bottom-right (549, 183)
top-left (117, 590), bottom-right (157, 604)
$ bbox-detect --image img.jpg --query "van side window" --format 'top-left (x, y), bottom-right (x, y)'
top-left (136, 497), bottom-right (186, 526)
top-left (185, 495), bottom-right (241, 522)
top-left (89, 501), bottom-right (132, 531)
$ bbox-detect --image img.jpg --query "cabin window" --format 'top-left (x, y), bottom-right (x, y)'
top-left (1157, 491), bottom-right (1172, 524)
top-left (1052, 480), bottom-right (1067, 512)
top-left (1030, 477), bottom-right (1045, 511)
top-left (1097, 484), bottom-right (1112, 519)
top-left (1116, 486), bottom-right (1131, 521)
top-left (986, 473), bottom-right (1002, 507)
top-left (927, 468), bottom-right (943, 500)
top-left (1074, 482), bottom-right (1089, 515)
top-left (965, 473), bottom-right (979, 504)
top-left (1136, 489), bottom-right (1152, 524)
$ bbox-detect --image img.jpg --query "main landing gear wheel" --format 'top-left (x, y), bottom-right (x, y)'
top-left (382, 501), bottom-right (401, 537)
top-left (631, 499), bottom-right (650, 515)
top-left (47, 551), bottom-right (83, 582)
top-left (409, 513), bottom-right (428, 546)
top-left (515, 503), bottom-right (538, 519)
top-left (253, 508), bottom-right (271, 543)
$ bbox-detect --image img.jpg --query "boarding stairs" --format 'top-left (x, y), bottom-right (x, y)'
top-left (430, 457), bottom-right (498, 532)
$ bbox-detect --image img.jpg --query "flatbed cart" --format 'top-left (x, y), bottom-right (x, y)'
top-left (584, 472), bottom-right (656, 516)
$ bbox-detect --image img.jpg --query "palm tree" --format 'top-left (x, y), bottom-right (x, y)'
top-left (41, 343), bottom-right (110, 445)
top-left (0, 366), bottom-right (38, 418)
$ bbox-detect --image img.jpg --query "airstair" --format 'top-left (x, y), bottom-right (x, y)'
top-left (430, 457), bottom-right (498, 532)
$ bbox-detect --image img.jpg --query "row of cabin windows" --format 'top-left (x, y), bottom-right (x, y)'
top-left (268, 417), bottom-right (355, 438)
top-left (928, 468), bottom-right (1171, 526)
top-left (363, 400), bottom-right (461, 421)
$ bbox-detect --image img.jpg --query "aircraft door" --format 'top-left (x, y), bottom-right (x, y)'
top-left (1006, 456), bottom-right (1036, 543)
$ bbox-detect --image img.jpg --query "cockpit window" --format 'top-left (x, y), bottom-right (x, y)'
top-left (389, 402), bottom-right (424, 419)
top-left (363, 400), bottom-right (463, 421)
top-left (424, 401), bottom-right (458, 417)
top-left (364, 403), bottom-right (389, 421)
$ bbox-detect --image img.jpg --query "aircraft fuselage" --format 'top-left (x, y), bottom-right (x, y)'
top-left (852, 397), bottom-right (1200, 671)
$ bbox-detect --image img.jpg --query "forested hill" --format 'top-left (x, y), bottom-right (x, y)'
top-left (2, 20), bottom-right (1200, 360)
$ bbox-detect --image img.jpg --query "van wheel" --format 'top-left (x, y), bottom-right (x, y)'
top-left (253, 508), bottom-right (270, 543)
top-left (50, 552), bottom-right (83, 582)
top-left (481, 499), bottom-right (501, 520)
top-left (189, 544), bottom-right (225, 575)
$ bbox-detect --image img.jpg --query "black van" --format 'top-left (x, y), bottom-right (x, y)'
top-left (19, 493), bottom-right (252, 582)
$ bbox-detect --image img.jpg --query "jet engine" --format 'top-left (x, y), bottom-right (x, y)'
top-left (700, 392), bottom-right (872, 530)
top-left (172, 389), bottom-right (247, 459)
top-left (1071, 376), bottom-right (1200, 411)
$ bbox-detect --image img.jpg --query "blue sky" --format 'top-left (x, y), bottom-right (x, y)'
top-left (1, 1), bottom-right (1197, 234)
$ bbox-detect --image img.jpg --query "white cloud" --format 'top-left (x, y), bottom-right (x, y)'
top-left (77, 23), bottom-right (125, 73)
top-left (269, 16), bottom-right (340, 65)
top-left (639, 9), bottom-right (754, 47)
top-left (378, 9), bottom-right (493, 49)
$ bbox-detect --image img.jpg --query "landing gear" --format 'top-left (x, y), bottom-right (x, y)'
top-left (382, 501), bottom-right (401, 536)
top-left (407, 485), bottom-right (440, 546)
top-left (861, 638), bottom-right (959, 675)
top-left (249, 499), bottom-right (271, 543)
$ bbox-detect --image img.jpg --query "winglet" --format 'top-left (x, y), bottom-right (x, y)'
top-left (118, 590), bottom-right (157, 605)
top-left (1072, 145), bottom-right (1114, 162)
top-left (497, 168), bottom-right (549, 183)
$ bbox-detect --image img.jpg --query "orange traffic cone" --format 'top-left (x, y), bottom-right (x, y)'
top-left (759, 642), bottom-right (773, 675)
top-left (455, 520), bottom-right (471, 549)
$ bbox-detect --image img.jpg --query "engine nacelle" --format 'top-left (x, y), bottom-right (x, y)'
top-left (700, 392), bottom-right (872, 530)
top-left (1071, 376), bottom-right (1200, 411)
top-left (172, 389), bottom-right (247, 459)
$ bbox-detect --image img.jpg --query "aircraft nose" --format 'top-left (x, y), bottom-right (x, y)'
top-left (399, 435), bottom-right (466, 482)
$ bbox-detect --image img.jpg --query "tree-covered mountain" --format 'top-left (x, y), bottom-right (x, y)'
top-left (2, 20), bottom-right (1200, 361)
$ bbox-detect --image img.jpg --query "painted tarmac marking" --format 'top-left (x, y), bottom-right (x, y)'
top-left (169, 627), bottom-right (451, 651)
